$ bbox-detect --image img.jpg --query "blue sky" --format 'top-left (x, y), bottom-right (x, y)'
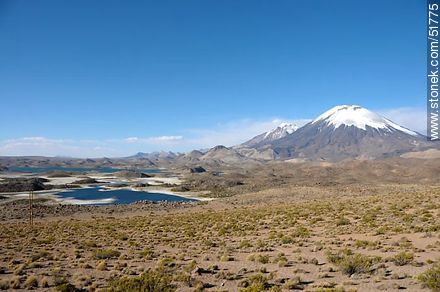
top-left (0, 0), bottom-right (427, 157)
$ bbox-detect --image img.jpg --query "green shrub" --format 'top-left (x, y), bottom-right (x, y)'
top-left (417, 263), bottom-right (440, 290)
top-left (40, 277), bottom-right (49, 288)
top-left (292, 225), bottom-right (310, 238)
top-left (96, 260), bottom-right (107, 271)
top-left (140, 249), bottom-right (155, 260)
top-left (336, 217), bottom-right (350, 226)
top-left (82, 240), bottom-right (97, 248)
top-left (391, 252), bottom-right (414, 266)
top-left (239, 273), bottom-right (270, 292)
top-left (107, 268), bottom-right (175, 292)
top-left (240, 239), bottom-right (252, 249)
top-left (313, 288), bottom-right (345, 292)
top-left (220, 255), bottom-right (234, 262)
top-left (280, 235), bottom-right (294, 244)
top-left (278, 259), bottom-right (288, 267)
top-left (256, 254), bottom-right (270, 264)
top-left (173, 272), bottom-right (191, 286)
top-left (116, 233), bottom-right (129, 241)
top-left (24, 276), bottom-right (38, 289)
top-left (9, 276), bottom-right (20, 289)
top-left (326, 250), bottom-right (380, 276)
top-left (31, 250), bottom-right (50, 261)
top-left (247, 254), bottom-right (256, 262)
top-left (284, 276), bottom-right (301, 289)
top-left (93, 249), bottom-right (120, 259)
top-left (56, 283), bottom-right (82, 292)
top-left (273, 253), bottom-right (288, 266)
top-left (354, 240), bottom-right (377, 249)
top-left (0, 279), bottom-right (9, 290)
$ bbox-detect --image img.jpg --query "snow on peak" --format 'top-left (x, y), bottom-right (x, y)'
top-left (313, 105), bottom-right (418, 136)
top-left (264, 122), bottom-right (298, 139)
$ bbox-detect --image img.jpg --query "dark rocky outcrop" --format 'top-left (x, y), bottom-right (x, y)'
top-left (189, 166), bottom-right (206, 173)
top-left (46, 171), bottom-right (74, 178)
top-left (107, 183), bottom-right (130, 188)
top-left (72, 178), bottom-right (100, 184)
top-left (115, 171), bottom-right (152, 179)
top-left (0, 178), bottom-right (49, 193)
top-left (171, 185), bottom-right (191, 192)
top-left (133, 183), bottom-right (149, 187)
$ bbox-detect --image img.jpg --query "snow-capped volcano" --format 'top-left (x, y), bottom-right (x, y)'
top-left (263, 122), bottom-right (298, 139)
top-left (312, 105), bottom-right (418, 136)
top-left (243, 105), bottom-right (431, 161)
top-left (239, 122), bottom-right (299, 148)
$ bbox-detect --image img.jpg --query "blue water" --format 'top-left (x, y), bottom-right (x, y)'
top-left (6, 166), bottom-right (161, 174)
top-left (56, 186), bottom-right (195, 205)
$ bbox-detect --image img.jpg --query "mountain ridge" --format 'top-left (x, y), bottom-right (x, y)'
top-left (238, 122), bottom-right (299, 148)
top-left (254, 105), bottom-right (430, 161)
top-left (1, 105), bottom-right (436, 165)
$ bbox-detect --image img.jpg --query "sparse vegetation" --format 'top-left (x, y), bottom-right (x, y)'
top-left (417, 263), bottom-right (440, 290)
top-left (391, 252), bottom-right (414, 266)
top-left (96, 260), bottom-right (107, 271)
top-left (239, 273), bottom-right (270, 291)
top-left (254, 254), bottom-right (270, 264)
top-left (93, 249), bottom-right (121, 260)
top-left (336, 216), bottom-right (350, 226)
top-left (0, 177), bottom-right (439, 291)
top-left (107, 269), bottom-right (175, 292)
top-left (24, 275), bottom-right (38, 289)
top-left (326, 249), bottom-right (381, 275)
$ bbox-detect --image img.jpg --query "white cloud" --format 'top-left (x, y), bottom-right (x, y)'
top-left (0, 118), bottom-right (309, 157)
top-left (378, 107), bottom-right (426, 135)
top-left (20, 137), bottom-right (47, 141)
top-left (124, 135), bottom-right (183, 144)
top-left (149, 135), bottom-right (183, 141)
top-left (0, 137), bottom-right (109, 157)
top-left (119, 118), bottom-right (311, 152)
top-left (124, 137), bottom-right (139, 143)
top-left (0, 107), bottom-right (425, 157)
top-left (182, 118), bottom-right (310, 149)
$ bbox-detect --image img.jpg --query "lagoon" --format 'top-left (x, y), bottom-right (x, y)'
top-left (6, 166), bottom-right (161, 174)
top-left (55, 186), bottom-right (194, 205)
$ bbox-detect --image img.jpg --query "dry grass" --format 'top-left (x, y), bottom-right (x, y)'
top-left (0, 182), bottom-right (439, 290)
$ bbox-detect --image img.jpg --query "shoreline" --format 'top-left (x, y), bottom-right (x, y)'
top-left (0, 169), bottom-right (215, 205)
top-left (0, 184), bottom-right (214, 205)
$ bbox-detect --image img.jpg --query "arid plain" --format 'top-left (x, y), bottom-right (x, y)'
top-left (0, 158), bottom-right (439, 291)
